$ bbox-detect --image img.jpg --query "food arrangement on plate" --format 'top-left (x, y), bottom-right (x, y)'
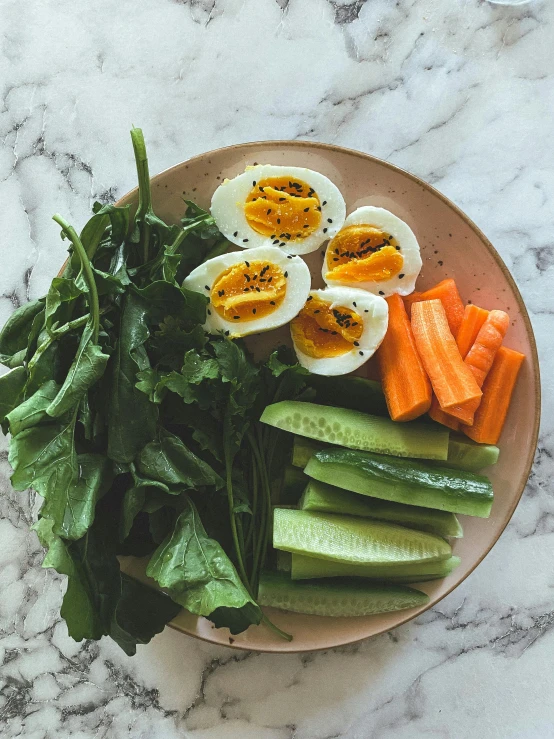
top-left (0, 129), bottom-right (528, 654)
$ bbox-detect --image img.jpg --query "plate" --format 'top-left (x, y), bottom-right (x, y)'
top-left (117, 141), bottom-right (540, 653)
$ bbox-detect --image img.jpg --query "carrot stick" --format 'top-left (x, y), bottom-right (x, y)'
top-left (377, 294), bottom-right (432, 422)
top-left (403, 291), bottom-right (423, 319)
top-left (463, 346), bottom-right (525, 444)
top-left (443, 310), bottom-right (509, 425)
top-left (457, 305), bottom-right (489, 359)
top-left (411, 299), bottom-right (482, 409)
top-left (405, 279), bottom-right (465, 337)
top-left (428, 396), bottom-right (460, 431)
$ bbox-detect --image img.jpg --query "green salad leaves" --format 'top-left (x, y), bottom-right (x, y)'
top-left (0, 128), bottom-right (310, 653)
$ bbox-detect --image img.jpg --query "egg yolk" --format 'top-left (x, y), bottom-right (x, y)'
top-left (244, 177), bottom-right (321, 243)
top-left (326, 225), bottom-right (404, 283)
top-left (290, 296), bottom-right (363, 359)
top-left (210, 259), bottom-right (287, 322)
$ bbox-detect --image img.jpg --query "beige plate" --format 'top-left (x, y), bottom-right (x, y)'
top-left (117, 141), bottom-right (540, 653)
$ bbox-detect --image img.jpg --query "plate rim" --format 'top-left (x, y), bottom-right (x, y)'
top-left (114, 139), bottom-right (541, 653)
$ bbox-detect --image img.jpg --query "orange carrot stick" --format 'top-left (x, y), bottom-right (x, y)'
top-left (443, 310), bottom-right (509, 425)
top-left (403, 291), bottom-right (423, 319)
top-left (411, 299), bottom-right (482, 409)
top-left (428, 396), bottom-right (460, 431)
top-left (377, 294), bottom-right (432, 422)
top-left (405, 279), bottom-right (465, 337)
top-left (463, 346), bottom-right (525, 444)
top-left (456, 305), bottom-right (489, 359)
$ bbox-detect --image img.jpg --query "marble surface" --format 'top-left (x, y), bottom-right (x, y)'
top-left (0, 0), bottom-right (552, 736)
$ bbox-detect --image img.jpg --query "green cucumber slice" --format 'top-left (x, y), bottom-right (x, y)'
top-left (300, 480), bottom-right (463, 538)
top-left (261, 401), bottom-right (449, 460)
top-left (276, 550), bottom-right (292, 572)
top-left (291, 553), bottom-right (461, 582)
top-left (307, 375), bottom-right (388, 416)
top-left (305, 448), bottom-right (493, 518)
top-left (273, 508), bottom-right (451, 565)
top-left (441, 434), bottom-right (500, 472)
top-left (291, 436), bottom-right (328, 468)
top-left (258, 571), bottom-right (429, 617)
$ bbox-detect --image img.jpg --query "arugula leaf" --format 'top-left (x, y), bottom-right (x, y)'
top-left (34, 516), bottom-right (181, 654)
top-left (107, 292), bottom-right (158, 463)
top-left (0, 298), bottom-right (44, 367)
top-left (146, 498), bottom-right (261, 634)
top-left (5, 380), bottom-right (60, 436)
top-left (0, 366), bottom-right (27, 422)
top-left (46, 324), bottom-right (109, 418)
top-left (40, 453), bottom-right (114, 540)
top-left (9, 410), bottom-right (78, 498)
top-left (137, 428), bottom-right (222, 489)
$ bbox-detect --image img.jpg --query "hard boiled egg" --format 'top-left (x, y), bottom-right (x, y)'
top-left (290, 287), bottom-right (388, 376)
top-left (183, 245), bottom-right (311, 338)
top-left (322, 206), bottom-right (422, 297)
top-left (211, 165), bottom-right (346, 255)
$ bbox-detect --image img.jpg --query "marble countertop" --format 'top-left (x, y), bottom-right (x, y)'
top-left (0, 0), bottom-right (552, 737)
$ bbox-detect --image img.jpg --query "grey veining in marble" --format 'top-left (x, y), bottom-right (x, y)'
top-left (0, 0), bottom-right (553, 737)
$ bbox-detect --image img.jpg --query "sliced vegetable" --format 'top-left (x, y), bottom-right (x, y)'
top-left (291, 553), bottom-right (461, 582)
top-left (411, 300), bottom-right (482, 409)
top-left (377, 294), bottom-right (432, 422)
top-left (463, 346), bottom-right (525, 445)
top-left (428, 396), bottom-right (460, 431)
top-left (405, 279), bottom-right (465, 337)
top-left (261, 400), bottom-right (449, 460)
top-left (442, 309), bottom-right (509, 426)
top-left (304, 448), bottom-right (494, 518)
top-left (273, 508), bottom-right (452, 565)
top-left (258, 571), bottom-right (429, 617)
top-left (456, 305), bottom-right (489, 359)
top-left (291, 436), bottom-right (328, 468)
top-left (441, 434), bottom-right (499, 472)
top-left (300, 479), bottom-right (463, 538)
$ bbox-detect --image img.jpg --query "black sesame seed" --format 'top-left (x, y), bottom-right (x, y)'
top-left (233, 231), bottom-right (238, 237)
top-left (243, 239), bottom-right (249, 243)
top-left (253, 274), bottom-right (258, 280)
top-left (304, 224), bottom-right (309, 228)
top-left (253, 181), bottom-right (256, 186)
top-left (252, 308), bottom-right (256, 314)
top-left (398, 274), bottom-right (405, 279)
top-left (327, 218), bottom-right (333, 224)
top-left (354, 341), bottom-right (359, 347)
top-left (268, 276), bottom-right (273, 282)
top-left (353, 302), bottom-right (357, 307)
top-left (256, 287), bottom-right (260, 292)
top-left (207, 309), bottom-right (211, 315)
top-left (317, 206), bottom-right (322, 211)
top-left (243, 288), bottom-right (249, 292)
top-left (331, 331), bottom-right (338, 335)
top-left (307, 295), bottom-right (313, 301)
top-left (245, 261), bottom-right (250, 267)
top-left (225, 330), bottom-right (230, 336)
top-left (396, 246), bottom-right (401, 251)
top-left (287, 255), bottom-right (293, 259)
top-left (314, 310), bottom-right (320, 314)
top-left (277, 219), bottom-right (281, 224)
top-left (333, 257), bottom-right (339, 261)
top-left (379, 291), bottom-right (384, 295)
top-left (204, 285), bottom-right (210, 290)
top-left (323, 228), bottom-right (328, 234)
top-left (244, 274), bottom-right (250, 281)
top-left (270, 301), bottom-right (276, 305)
top-left (364, 309), bottom-right (369, 313)
top-left (234, 316), bottom-right (240, 320)
top-left (279, 198), bottom-right (286, 202)
top-left (322, 201), bottom-right (327, 206)
top-left (273, 239), bottom-right (279, 244)
top-left (267, 209), bottom-right (272, 215)
top-left (321, 250), bottom-right (325, 256)
top-left (303, 207), bottom-right (310, 212)
top-left (280, 242), bottom-right (286, 247)
top-left (284, 271), bottom-right (288, 278)
top-left (359, 351), bottom-right (364, 356)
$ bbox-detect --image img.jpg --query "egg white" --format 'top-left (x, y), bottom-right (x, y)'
top-left (322, 206), bottom-right (422, 297)
top-left (211, 165), bottom-right (346, 256)
top-left (291, 287), bottom-right (389, 376)
top-left (183, 245), bottom-right (311, 339)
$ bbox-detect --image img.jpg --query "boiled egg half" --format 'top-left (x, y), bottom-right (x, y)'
top-left (322, 206), bottom-right (422, 297)
top-left (290, 287), bottom-right (388, 376)
top-left (183, 245), bottom-right (311, 338)
top-left (211, 165), bottom-right (346, 255)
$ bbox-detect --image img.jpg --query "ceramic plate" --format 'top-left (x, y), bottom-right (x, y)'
top-left (118, 141), bottom-right (540, 653)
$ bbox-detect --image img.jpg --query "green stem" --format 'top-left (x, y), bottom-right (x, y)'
top-left (262, 614), bottom-right (293, 642)
top-left (248, 429), bottom-right (272, 593)
top-left (130, 127), bottom-right (152, 265)
top-left (53, 214), bottom-right (100, 344)
top-left (224, 445), bottom-right (250, 588)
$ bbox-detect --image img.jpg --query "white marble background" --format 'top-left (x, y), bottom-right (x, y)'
top-left (0, 0), bottom-right (553, 737)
